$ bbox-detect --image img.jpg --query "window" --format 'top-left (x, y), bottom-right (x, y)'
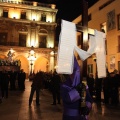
top-left (118, 36), bottom-right (120, 52)
top-left (99, 0), bottom-right (115, 10)
top-left (117, 14), bottom-right (120, 30)
top-left (77, 35), bottom-right (82, 46)
top-left (3, 11), bottom-right (8, 18)
top-left (87, 64), bottom-right (93, 74)
top-left (21, 12), bottom-right (26, 19)
top-left (19, 34), bottom-right (26, 47)
top-left (107, 10), bottom-right (116, 31)
top-left (41, 13), bottom-right (46, 22)
top-left (118, 61), bottom-right (120, 74)
top-left (39, 36), bottom-right (46, 48)
top-left (0, 32), bottom-right (7, 45)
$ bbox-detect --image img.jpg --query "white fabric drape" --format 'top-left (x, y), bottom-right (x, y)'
top-left (56, 20), bottom-right (76, 74)
top-left (57, 20), bottom-right (106, 78)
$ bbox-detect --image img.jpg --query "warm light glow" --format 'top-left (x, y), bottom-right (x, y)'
top-left (0, 7), bottom-right (3, 17)
top-left (30, 50), bottom-right (35, 54)
top-left (33, 2), bottom-right (37, 6)
top-left (27, 47), bottom-right (36, 61)
top-left (50, 51), bottom-right (54, 55)
top-left (10, 48), bottom-right (14, 53)
top-left (46, 14), bottom-right (52, 22)
top-left (83, 30), bottom-right (88, 42)
top-left (54, 65), bottom-right (58, 69)
top-left (9, 8), bottom-right (21, 19)
top-left (48, 42), bottom-right (54, 48)
top-left (32, 15), bottom-right (36, 21)
top-left (50, 56), bottom-right (54, 71)
top-left (51, 4), bottom-right (56, 9)
top-left (31, 39), bottom-right (35, 47)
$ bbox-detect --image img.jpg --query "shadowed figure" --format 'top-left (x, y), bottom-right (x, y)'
top-left (60, 56), bottom-right (93, 120)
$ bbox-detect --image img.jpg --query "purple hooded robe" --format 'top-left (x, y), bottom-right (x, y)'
top-left (61, 57), bottom-right (92, 120)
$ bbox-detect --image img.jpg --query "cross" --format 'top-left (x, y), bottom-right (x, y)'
top-left (76, 0), bottom-right (95, 82)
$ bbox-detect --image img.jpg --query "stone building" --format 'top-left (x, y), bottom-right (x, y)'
top-left (73, 0), bottom-right (120, 78)
top-left (0, 0), bottom-right (57, 77)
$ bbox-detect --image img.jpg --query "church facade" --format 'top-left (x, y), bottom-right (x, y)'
top-left (0, 0), bottom-right (57, 77)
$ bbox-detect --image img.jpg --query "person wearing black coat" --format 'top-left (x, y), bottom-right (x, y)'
top-left (9, 70), bottom-right (17, 90)
top-left (29, 72), bottom-right (43, 106)
top-left (18, 69), bottom-right (26, 91)
top-left (109, 72), bottom-right (119, 105)
top-left (95, 74), bottom-right (102, 102)
top-left (87, 73), bottom-right (94, 99)
top-left (51, 71), bottom-right (61, 105)
top-left (1, 70), bottom-right (9, 98)
top-left (0, 71), bottom-right (2, 103)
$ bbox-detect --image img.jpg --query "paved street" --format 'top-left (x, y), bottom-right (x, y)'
top-left (0, 80), bottom-right (120, 120)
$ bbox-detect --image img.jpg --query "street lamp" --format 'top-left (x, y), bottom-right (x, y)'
top-left (27, 46), bottom-right (36, 74)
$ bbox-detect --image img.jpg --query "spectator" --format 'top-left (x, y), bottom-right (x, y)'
top-left (87, 73), bottom-right (94, 99)
top-left (51, 71), bottom-right (61, 105)
top-left (29, 72), bottom-right (43, 106)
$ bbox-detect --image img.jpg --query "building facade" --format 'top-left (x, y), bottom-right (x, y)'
top-left (0, 0), bottom-right (57, 77)
top-left (73, 0), bottom-right (120, 78)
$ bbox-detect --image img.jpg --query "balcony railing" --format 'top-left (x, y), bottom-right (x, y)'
top-left (0, 42), bottom-right (19, 46)
top-left (0, 0), bottom-right (53, 8)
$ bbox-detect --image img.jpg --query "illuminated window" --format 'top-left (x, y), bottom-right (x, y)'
top-left (41, 13), bottom-right (46, 22)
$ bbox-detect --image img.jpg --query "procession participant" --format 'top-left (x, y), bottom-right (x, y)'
top-left (60, 57), bottom-right (93, 120)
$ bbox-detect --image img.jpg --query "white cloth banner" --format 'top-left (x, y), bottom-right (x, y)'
top-left (95, 30), bottom-right (106, 78)
top-left (74, 35), bottom-right (96, 61)
top-left (56, 20), bottom-right (76, 74)
top-left (57, 20), bottom-right (106, 78)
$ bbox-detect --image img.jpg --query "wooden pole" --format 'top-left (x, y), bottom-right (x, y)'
top-left (80, 0), bottom-right (88, 82)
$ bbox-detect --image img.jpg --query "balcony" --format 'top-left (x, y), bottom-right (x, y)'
top-left (0, 42), bottom-right (19, 46)
top-left (0, 1), bottom-right (54, 9)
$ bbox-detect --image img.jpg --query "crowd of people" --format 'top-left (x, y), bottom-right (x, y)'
top-left (87, 69), bottom-right (120, 106)
top-left (28, 70), bottom-right (61, 106)
top-left (0, 69), bottom-right (26, 103)
top-left (1, 67), bottom-right (119, 106)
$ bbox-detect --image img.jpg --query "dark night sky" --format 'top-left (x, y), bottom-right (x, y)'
top-left (28, 0), bottom-right (99, 21)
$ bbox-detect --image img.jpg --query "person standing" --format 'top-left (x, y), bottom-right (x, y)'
top-left (9, 70), bottom-right (17, 91)
top-left (0, 71), bottom-right (2, 103)
top-left (29, 72), bottom-right (43, 106)
top-left (1, 70), bottom-right (9, 98)
top-left (51, 71), bottom-right (61, 105)
top-left (87, 73), bottom-right (94, 99)
top-left (18, 69), bottom-right (26, 91)
top-left (60, 57), bottom-right (93, 120)
top-left (103, 73), bottom-right (110, 104)
top-left (109, 72), bottom-right (119, 105)
top-left (95, 74), bottom-right (102, 103)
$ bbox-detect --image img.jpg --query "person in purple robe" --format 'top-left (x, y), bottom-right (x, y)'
top-left (60, 56), bottom-right (93, 120)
